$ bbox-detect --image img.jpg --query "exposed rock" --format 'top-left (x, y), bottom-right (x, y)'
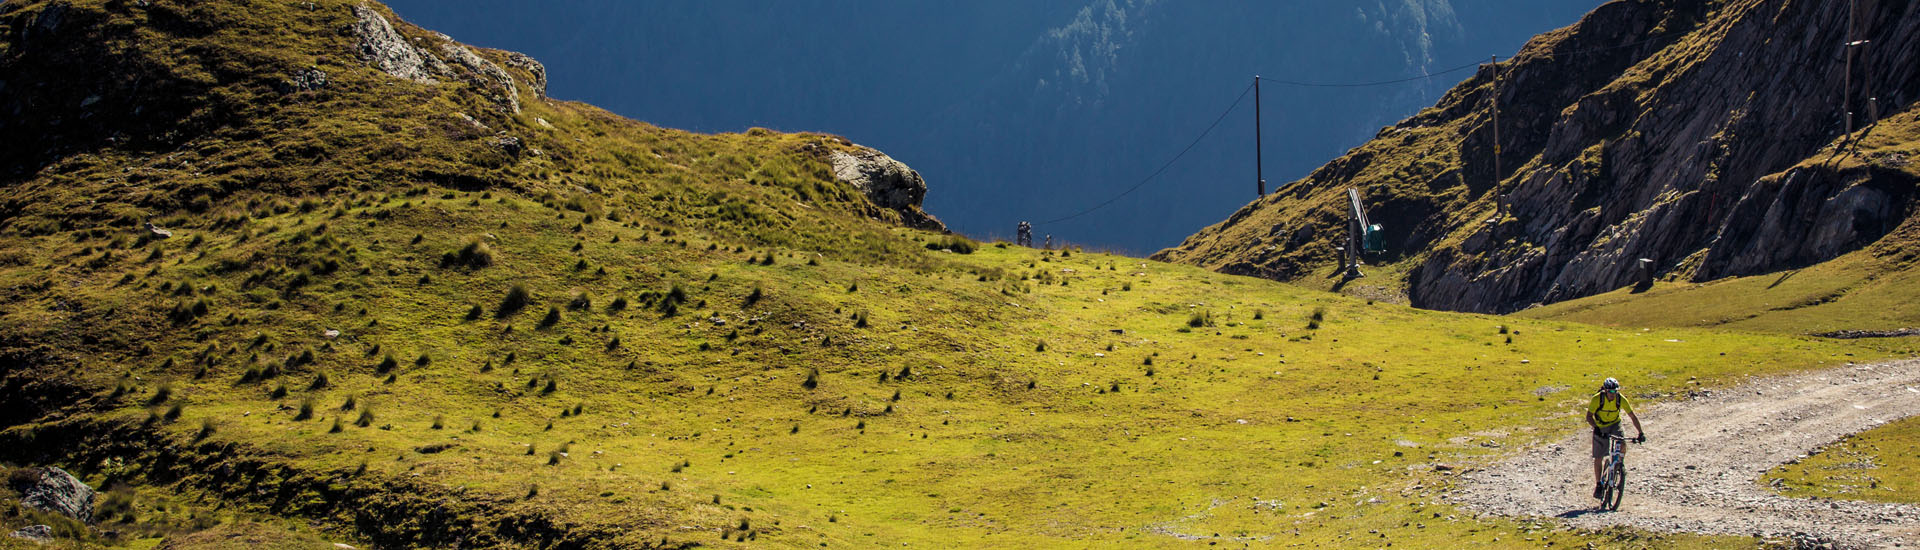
top-left (145, 221), bottom-right (171, 239)
top-left (1286, 225), bottom-right (1315, 249)
top-left (503, 52), bottom-right (547, 99)
top-left (827, 148), bottom-right (946, 231)
top-left (453, 112), bottom-right (488, 131)
top-left (7, 525), bottom-right (51, 543)
top-left (1697, 167), bottom-right (1904, 280)
top-left (1160, 0), bottom-right (1920, 314)
top-left (1812, 327), bottom-right (1920, 339)
top-left (11, 466), bottom-right (96, 523)
top-left (25, 1), bottom-right (67, 41)
top-left (493, 135), bottom-right (523, 157)
top-left (438, 42), bottom-right (520, 113)
top-left (349, 3), bottom-right (437, 84)
top-left (279, 67), bottom-right (329, 93)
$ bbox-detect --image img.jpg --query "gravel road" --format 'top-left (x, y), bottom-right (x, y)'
top-left (1449, 359), bottom-right (1920, 549)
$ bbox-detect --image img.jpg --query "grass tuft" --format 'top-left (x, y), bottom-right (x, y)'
top-left (498, 284), bottom-right (533, 318)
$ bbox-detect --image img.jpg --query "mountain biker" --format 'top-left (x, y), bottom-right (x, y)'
top-left (1587, 377), bottom-right (1645, 499)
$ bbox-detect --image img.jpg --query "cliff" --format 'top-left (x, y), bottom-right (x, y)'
top-left (1156, 0), bottom-right (1920, 313)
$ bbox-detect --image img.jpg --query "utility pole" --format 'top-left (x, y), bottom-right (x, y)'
top-left (1489, 55), bottom-right (1503, 222)
top-left (1255, 75), bottom-right (1265, 197)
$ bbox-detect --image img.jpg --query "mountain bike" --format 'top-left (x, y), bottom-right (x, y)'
top-left (1597, 434), bottom-right (1631, 511)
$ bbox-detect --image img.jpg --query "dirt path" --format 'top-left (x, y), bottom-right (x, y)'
top-left (1449, 359), bottom-right (1920, 549)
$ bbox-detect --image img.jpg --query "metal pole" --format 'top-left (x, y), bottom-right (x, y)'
top-left (1255, 75), bottom-right (1265, 197)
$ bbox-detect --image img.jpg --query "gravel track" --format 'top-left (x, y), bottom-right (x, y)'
top-left (1450, 359), bottom-right (1920, 549)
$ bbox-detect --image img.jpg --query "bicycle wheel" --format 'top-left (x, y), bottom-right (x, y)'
top-left (1604, 460), bottom-right (1626, 511)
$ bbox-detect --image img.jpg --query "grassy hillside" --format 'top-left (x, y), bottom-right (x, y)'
top-left (0, 193), bottom-right (1897, 548)
top-left (0, 1), bottom-right (1912, 549)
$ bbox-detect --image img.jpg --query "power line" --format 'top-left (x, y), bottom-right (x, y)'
top-left (1026, 27), bottom-right (1697, 229)
top-left (1035, 82), bottom-right (1255, 227)
top-left (1263, 27), bottom-right (1692, 89)
top-left (1264, 59), bottom-right (1485, 88)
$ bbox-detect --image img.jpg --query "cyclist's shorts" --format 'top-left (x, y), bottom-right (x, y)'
top-left (1591, 424), bottom-right (1623, 458)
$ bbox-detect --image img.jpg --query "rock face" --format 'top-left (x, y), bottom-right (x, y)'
top-left (347, 3), bottom-right (540, 114)
top-left (7, 525), bottom-right (52, 543)
top-left (11, 466), bottom-right (95, 523)
top-left (1159, 0), bottom-right (1920, 313)
top-left (349, 3), bottom-right (437, 84)
top-left (503, 52), bottom-right (547, 99)
top-left (828, 148), bottom-right (946, 231)
top-left (280, 67), bottom-right (330, 93)
top-left (438, 41), bottom-right (521, 113)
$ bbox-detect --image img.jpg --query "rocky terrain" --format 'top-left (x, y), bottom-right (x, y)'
top-left (1451, 360), bottom-right (1920, 548)
top-left (1157, 0), bottom-right (1920, 314)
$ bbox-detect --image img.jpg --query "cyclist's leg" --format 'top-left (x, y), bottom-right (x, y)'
top-left (1591, 429), bottom-right (1609, 497)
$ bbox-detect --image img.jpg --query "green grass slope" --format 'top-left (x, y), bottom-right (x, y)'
top-left (1762, 415), bottom-right (1920, 505)
top-left (2, 196), bottom-right (1895, 548)
top-left (0, 1), bottom-right (1911, 549)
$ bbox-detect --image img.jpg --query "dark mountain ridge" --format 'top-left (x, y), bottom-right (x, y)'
top-left (1157, 0), bottom-right (1920, 314)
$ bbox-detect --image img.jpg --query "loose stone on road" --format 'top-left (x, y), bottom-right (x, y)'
top-left (1450, 359), bottom-right (1920, 549)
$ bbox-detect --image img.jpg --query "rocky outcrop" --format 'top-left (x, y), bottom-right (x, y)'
top-left (22, 1), bottom-right (68, 41)
top-left (827, 148), bottom-right (946, 231)
top-left (348, 3), bottom-right (540, 113)
top-left (1697, 165), bottom-right (1911, 279)
top-left (10, 466), bottom-right (95, 523)
top-left (279, 67), bottom-right (330, 93)
top-left (7, 525), bottom-right (52, 543)
top-left (1162, 0), bottom-right (1920, 313)
top-left (503, 52), bottom-right (547, 99)
top-left (438, 42), bottom-right (522, 113)
top-left (349, 3), bottom-right (437, 84)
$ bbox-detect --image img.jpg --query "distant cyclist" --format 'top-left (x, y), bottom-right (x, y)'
top-left (1587, 377), bottom-right (1645, 499)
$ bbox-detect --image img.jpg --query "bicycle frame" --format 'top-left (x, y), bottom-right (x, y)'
top-left (1598, 434), bottom-right (1631, 510)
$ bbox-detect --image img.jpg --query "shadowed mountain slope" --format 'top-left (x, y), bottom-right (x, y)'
top-left (1157, 0), bottom-right (1920, 317)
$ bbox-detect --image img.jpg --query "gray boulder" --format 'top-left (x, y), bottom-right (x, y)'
top-left (349, 3), bottom-right (437, 84)
top-left (346, 3), bottom-right (543, 115)
top-left (494, 135), bottom-right (524, 157)
top-left (438, 43), bottom-right (521, 113)
top-left (7, 525), bottom-right (52, 543)
top-left (827, 148), bottom-right (946, 231)
top-left (504, 52), bottom-right (548, 99)
top-left (11, 466), bottom-right (95, 523)
top-left (280, 67), bottom-right (329, 93)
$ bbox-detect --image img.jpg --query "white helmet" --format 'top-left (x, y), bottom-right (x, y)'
top-left (1601, 377), bottom-right (1620, 391)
